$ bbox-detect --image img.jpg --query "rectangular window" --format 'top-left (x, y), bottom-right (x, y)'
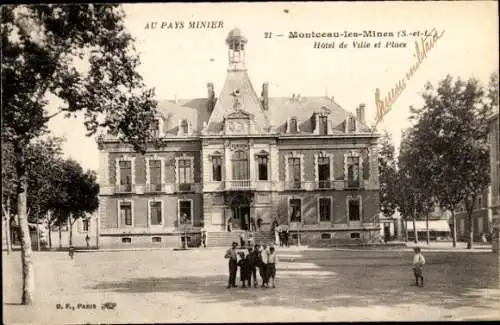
top-left (319, 198), bottom-right (331, 222)
top-left (122, 237), bottom-right (132, 244)
top-left (318, 156), bottom-right (330, 188)
top-left (178, 159), bottom-right (192, 184)
top-left (150, 119), bottom-right (160, 138)
top-left (350, 232), bottom-right (361, 239)
top-left (289, 118), bottom-right (298, 133)
top-left (288, 157), bottom-right (301, 188)
top-left (348, 199), bottom-right (360, 221)
top-left (179, 200), bottom-right (192, 225)
top-left (119, 160), bottom-right (132, 191)
top-left (149, 160), bottom-right (162, 191)
top-left (212, 156), bottom-right (222, 181)
top-left (82, 219), bottom-right (90, 232)
top-left (319, 116), bottom-right (328, 135)
top-left (120, 202), bottom-right (133, 226)
top-left (346, 156), bottom-right (360, 187)
top-left (289, 198), bottom-right (302, 222)
top-left (258, 156), bottom-right (268, 181)
top-left (477, 196), bottom-right (483, 209)
top-left (150, 201), bottom-right (162, 226)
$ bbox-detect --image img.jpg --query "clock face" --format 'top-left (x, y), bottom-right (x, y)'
top-left (229, 120), bottom-right (246, 133)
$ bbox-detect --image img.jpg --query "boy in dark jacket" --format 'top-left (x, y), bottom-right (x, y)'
top-left (247, 245), bottom-right (259, 287)
top-left (237, 244), bottom-right (249, 288)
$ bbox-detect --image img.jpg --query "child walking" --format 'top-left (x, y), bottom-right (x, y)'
top-left (412, 247), bottom-right (426, 287)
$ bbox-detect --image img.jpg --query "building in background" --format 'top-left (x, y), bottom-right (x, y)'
top-left (454, 191), bottom-right (490, 242)
top-left (96, 28), bottom-right (381, 248)
top-left (488, 110), bottom-right (499, 252)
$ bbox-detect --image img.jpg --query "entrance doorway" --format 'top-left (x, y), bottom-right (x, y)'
top-left (232, 206), bottom-right (250, 230)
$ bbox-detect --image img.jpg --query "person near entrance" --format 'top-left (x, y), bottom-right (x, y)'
top-left (237, 244), bottom-right (250, 288)
top-left (259, 243), bottom-right (270, 287)
top-left (224, 242), bottom-right (239, 288)
top-left (244, 213), bottom-right (250, 231)
top-left (247, 245), bottom-right (259, 288)
top-left (250, 215), bottom-right (256, 232)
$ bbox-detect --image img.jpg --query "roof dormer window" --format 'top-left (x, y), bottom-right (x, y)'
top-left (346, 114), bottom-right (356, 133)
top-left (178, 119), bottom-right (190, 136)
top-left (288, 117), bottom-right (298, 133)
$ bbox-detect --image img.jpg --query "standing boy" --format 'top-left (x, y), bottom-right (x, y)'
top-left (268, 246), bottom-right (278, 288)
top-left (259, 244), bottom-right (270, 287)
top-left (412, 247), bottom-right (426, 287)
top-left (247, 245), bottom-right (259, 288)
top-left (224, 242), bottom-right (239, 288)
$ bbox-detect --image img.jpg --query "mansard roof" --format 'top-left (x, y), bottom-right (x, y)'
top-left (205, 70), bottom-right (270, 133)
top-left (154, 95), bottom-right (372, 136)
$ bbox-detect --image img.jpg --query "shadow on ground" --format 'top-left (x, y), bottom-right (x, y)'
top-left (89, 250), bottom-right (500, 312)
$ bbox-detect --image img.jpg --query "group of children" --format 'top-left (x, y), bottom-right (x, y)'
top-left (224, 241), bottom-right (278, 289)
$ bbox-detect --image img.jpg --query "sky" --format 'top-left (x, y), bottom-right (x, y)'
top-left (45, 1), bottom-right (499, 173)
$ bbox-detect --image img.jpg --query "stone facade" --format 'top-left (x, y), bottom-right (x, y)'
top-left (97, 29), bottom-right (381, 248)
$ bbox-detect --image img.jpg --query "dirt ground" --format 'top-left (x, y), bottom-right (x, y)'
top-left (3, 247), bottom-right (500, 323)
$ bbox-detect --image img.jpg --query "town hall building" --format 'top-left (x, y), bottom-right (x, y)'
top-left (96, 28), bottom-right (382, 248)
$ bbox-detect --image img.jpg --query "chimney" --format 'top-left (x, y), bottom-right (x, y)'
top-left (261, 82), bottom-right (269, 110)
top-left (356, 103), bottom-right (366, 123)
top-left (207, 83), bottom-right (215, 113)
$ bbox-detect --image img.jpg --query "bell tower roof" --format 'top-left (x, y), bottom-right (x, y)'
top-left (225, 28), bottom-right (248, 44)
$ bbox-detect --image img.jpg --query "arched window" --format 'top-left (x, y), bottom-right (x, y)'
top-left (231, 151), bottom-right (249, 180)
top-left (180, 119), bottom-right (189, 135)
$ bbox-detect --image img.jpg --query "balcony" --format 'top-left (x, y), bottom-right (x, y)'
top-left (115, 184), bottom-right (133, 193)
top-left (176, 183), bottom-right (195, 192)
top-left (285, 181), bottom-right (303, 190)
top-left (145, 183), bottom-right (163, 193)
top-left (317, 180), bottom-right (334, 189)
top-left (344, 179), bottom-right (363, 190)
top-left (225, 180), bottom-right (252, 190)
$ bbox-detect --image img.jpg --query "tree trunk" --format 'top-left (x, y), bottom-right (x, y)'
top-left (36, 223), bottom-right (40, 252)
top-left (68, 215), bottom-right (73, 248)
top-left (4, 197), bottom-right (12, 254)
top-left (58, 221), bottom-right (62, 249)
top-left (404, 218), bottom-right (409, 242)
top-left (467, 213), bottom-right (474, 250)
top-left (47, 213), bottom-right (52, 249)
top-left (14, 144), bottom-right (35, 305)
top-left (412, 213), bottom-right (418, 243)
top-left (426, 212), bottom-right (430, 244)
top-left (452, 210), bottom-right (457, 248)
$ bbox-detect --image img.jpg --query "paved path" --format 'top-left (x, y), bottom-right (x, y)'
top-left (3, 248), bottom-right (499, 323)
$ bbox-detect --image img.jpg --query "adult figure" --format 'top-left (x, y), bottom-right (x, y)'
top-left (284, 228), bottom-right (290, 247)
top-left (239, 232), bottom-right (246, 247)
top-left (250, 215), bottom-right (256, 232)
top-left (259, 243), bottom-right (270, 287)
top-left (244, 213), bottom-right (250, 231)
top-left (227, 216), bottom-right (233, 232)
top-left (237, 244), bottom-right (249, 288)
top-left (201, 228), bottom-right (207, 247)
top-left (224, 242), bottom-right (239, 288)
top-left (247, 245), bottom-right (259, 288)
top-left (257, 216), bottom-right (263, 231)
top-left (85, 234), bottom-right (90, 248)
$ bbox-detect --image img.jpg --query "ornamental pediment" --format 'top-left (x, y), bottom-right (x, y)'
top-left (225, 109), bottom-right (253, 120)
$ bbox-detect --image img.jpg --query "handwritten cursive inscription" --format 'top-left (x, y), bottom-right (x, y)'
top-left (374, 29), bottom-right (445, 125)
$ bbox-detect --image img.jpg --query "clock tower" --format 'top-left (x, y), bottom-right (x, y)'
top-left (226, 28), bottom-right (247, 71)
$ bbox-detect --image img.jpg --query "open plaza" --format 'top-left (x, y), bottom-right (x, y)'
top-left (3, 245), bottom-right (499, 323)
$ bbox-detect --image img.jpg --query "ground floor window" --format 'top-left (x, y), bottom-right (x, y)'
top-left (179, 200), bottom-right (193, 225)
top-left (319, 198), bottom-right (332, 222)
top-left (289, 198), bottom-right (302, 222)
top-left (149, 201), bottom-right (162, 226)
top-left (119, 201), bottom-right (133, 226)
top-left (82, 218), bottom-right (90, 232)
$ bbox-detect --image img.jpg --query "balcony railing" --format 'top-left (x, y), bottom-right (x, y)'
top-left (115, 184), bottom-right (133, 193)
top-left (285, 181), bottom-right (303, 190)
top-left (176, 183), bottom-right (194, 192)
top-left (345, 179), bottom-right (362, 189)
top-left (226, 180), bottom-right (252, 190)
top-left (317, 180), bottom-right (333, 189)
top-left (145, 183), bottom-right (163, 193)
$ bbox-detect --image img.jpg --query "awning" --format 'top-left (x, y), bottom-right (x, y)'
top-left (406, 220), bottom-right (451, 232)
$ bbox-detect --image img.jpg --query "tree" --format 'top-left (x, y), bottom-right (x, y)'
top-left (2, 4), bottom-right (158, 305)
top-left (378, 130), bottom-right (398, 219)
top-left (396, 129), bottom-right (434, 243)
top-left (408, 75), bottom-right (492, 248)
top-left (50, 159), bottom-right (99, 248)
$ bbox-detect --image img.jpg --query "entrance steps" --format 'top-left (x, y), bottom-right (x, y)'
top-left (207, 230), bottom-right (274, 247)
